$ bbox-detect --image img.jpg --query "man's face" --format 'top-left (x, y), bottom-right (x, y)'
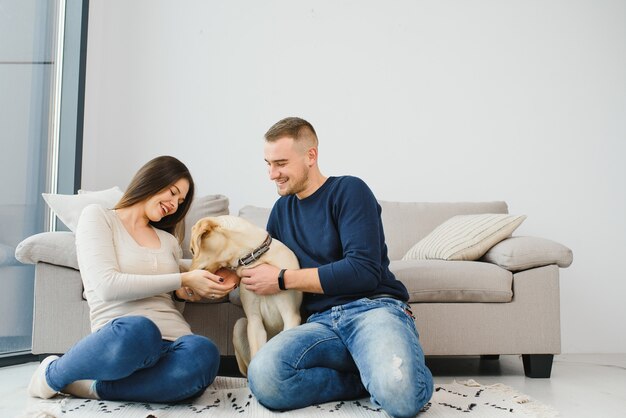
top-left (264, 136), bottom-right (310, 197)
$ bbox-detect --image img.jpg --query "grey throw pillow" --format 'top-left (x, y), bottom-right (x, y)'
top-left (15, 231), bottom-right (79, 269)
top-left (481, 236), bottom-right (573, 271)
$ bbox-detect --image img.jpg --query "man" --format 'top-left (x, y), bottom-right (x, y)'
top-left (241, 117), bottom-right (433, 418)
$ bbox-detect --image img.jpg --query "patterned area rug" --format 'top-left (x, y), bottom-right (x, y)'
top-left (19, 377), bottom-right (558, 418)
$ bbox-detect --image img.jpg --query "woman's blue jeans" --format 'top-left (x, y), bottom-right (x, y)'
top-left (45, 316), bottom-right (220, 402)
top-left (247, 297), bottom-right (434, 418)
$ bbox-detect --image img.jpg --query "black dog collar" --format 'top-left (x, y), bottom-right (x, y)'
top-left (238, 234), bottom-right (272, 267)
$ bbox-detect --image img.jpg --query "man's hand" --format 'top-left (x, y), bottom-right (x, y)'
top-left (241, 263), bottom-right (281, 295)
top-left (242, 264), bottom-right (324, 294)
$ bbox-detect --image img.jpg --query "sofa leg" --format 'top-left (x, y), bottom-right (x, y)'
top-left (522, 354), bottom-right (554, 378)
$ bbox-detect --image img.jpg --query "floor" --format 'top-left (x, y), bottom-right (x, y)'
top-left (1, 354), bottom-right (625, 417)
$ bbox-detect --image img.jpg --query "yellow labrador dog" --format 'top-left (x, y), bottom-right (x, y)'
top-left (189, 215), bottom-right (302, 376)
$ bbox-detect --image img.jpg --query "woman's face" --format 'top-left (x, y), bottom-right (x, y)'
top-left (144, 178), bottom-right (190, 222)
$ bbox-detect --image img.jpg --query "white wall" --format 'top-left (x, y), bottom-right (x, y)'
top-left (82, 0), bottom-right (626, 353)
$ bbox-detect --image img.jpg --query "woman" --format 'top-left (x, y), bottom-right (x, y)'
top-left (28, 156), bottom-right (237, 402)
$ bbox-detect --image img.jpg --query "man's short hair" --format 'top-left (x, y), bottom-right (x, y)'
top-left (265, 117), bottom-right (318, 148)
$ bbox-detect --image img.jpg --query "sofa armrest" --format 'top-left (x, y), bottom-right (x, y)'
top-left (481, 236), bottom-right (573, 272)
top-left (15, 231), bottom-right (79, 270)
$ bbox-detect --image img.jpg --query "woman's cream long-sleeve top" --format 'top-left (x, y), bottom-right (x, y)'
top-left (75, 204), bottom-right (192, 341)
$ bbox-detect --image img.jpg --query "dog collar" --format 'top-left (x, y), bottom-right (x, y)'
top-left (238, 234), bottom-right (273, 267)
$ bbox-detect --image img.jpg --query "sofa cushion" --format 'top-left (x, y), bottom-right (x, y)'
top-left (15, 231), bottom-right (79, 270)
top-left (379, 201), bottom-right (509, 260)
top-left (402, 214), bottom-right (526, 261)
top-left (481, 236), bottom-right (573, 271)
top-left (238, 205), bottom-right (271, 229)
top-left (181, 194), bottom-right (229, 258)
top-left (390, 259), bottom-right (513, 302)
top-left (43, 187), bottom-right (123, 231)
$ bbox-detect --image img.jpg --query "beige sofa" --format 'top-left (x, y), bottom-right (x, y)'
top-left (15, 197), bottom-right (572, 378)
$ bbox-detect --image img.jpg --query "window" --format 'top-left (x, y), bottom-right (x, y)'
top-left (0, 0), bottom-right (86, 361)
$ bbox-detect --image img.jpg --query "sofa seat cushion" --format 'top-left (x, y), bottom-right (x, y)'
top-left (390, 260), bottom-right (513, 303)
top-left (232, 261), bottom-right (514, 304)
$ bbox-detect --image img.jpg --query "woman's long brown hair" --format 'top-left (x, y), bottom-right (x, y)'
top-left (114, 156), bottom-right (195, 239)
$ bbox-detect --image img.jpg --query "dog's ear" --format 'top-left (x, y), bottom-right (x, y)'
top-left (190, 218), bottom-right (219, 256)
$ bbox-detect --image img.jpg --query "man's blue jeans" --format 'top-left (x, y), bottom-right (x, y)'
top-left (45, 316), bottom-right (220, 402)
top-left (248, 297), bottom-right (434, 418)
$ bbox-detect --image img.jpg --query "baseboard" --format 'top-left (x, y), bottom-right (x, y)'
top-left (0, 353), bottom-right (39, 368)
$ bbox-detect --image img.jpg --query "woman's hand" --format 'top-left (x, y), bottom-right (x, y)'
top-left (180, 269), bottom-right (238, 300)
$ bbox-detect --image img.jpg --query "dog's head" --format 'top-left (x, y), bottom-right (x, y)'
top-left (189, 215), bottom-right (265, 272)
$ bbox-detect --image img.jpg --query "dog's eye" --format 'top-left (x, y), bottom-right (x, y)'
top-left (190, 248), bottom-right (195, 255)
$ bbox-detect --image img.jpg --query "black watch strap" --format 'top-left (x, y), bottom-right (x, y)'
top-left (278, 269), bottom-right (287, 290)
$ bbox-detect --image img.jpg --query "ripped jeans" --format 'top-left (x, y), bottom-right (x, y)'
top-left (248, 297), bottom-right (434, 418)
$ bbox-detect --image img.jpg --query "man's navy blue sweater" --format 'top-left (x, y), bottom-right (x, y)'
top-left (267, 176), bottom-right (409, 314)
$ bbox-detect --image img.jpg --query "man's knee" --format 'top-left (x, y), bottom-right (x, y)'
top-left (397, 384), bottom-right (433, 417)
top-left (372, 374), bottom-right (433, 418)
top-left (248, 352), bottom-right (297, 410)
top-left (247, 352), bottom-right (277, 394)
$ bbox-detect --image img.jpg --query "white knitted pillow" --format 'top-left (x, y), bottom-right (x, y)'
top-left (42, 187), bottom-right (123, 232)
top-left (402, 214), bottom-right (526, 261)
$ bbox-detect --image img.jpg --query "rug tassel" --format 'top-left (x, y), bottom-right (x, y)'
top-left (457, 379), bottom-right (559, 418)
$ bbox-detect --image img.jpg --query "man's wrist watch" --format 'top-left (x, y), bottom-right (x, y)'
top-left (277, 269), bottom-right (287, 290)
